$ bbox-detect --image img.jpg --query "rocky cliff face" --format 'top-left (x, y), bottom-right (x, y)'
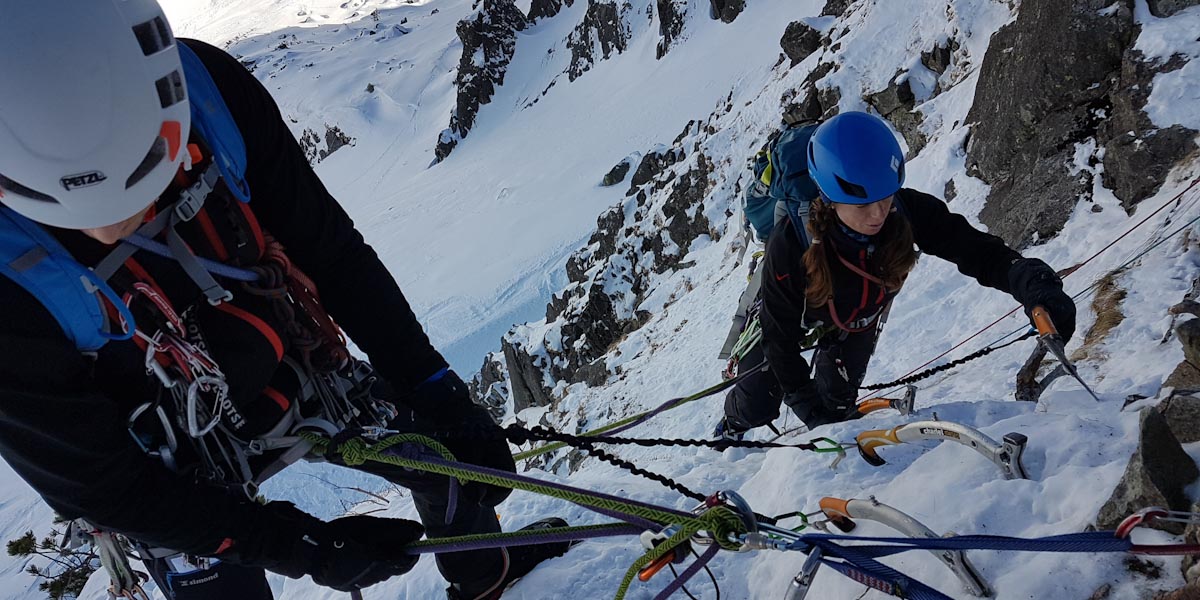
top-left (299, 124), bottom-right (355, 165)
top-left (434, 0), bottom-right (529, 163)
top-left (528, 0), bottom-right (576, 21)
top-left (567, 1), bottom-right (631, 81)
top-left (966, 0), bottom-right (1197, 247)
top-left (493, 119), bottom-right (720, 416)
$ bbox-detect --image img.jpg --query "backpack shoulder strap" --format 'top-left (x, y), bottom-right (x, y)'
top-left (0, 207), bottom-right (134, 351)
top-left (178, 42), bottom-right (250, 203)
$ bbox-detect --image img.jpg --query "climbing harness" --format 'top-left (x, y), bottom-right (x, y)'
top-left (855, 419), bottom-right (1030, 480)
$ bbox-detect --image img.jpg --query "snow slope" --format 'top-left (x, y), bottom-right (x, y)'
top-left (2, 0), bottom-right (1199, 599)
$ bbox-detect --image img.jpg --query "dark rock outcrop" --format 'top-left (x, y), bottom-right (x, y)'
top-left (1095, 408), bottom-right (1200, 534)
top-left (966, 0), bottom-right (1134, 247)
top-left (1153, 581), bottom-right (1200, 600)
top-left (434, 0), bottom-right (528, 162)
top-left (648, 155), bottom-right (715, 273)
top-left (656, 0), bottom-right (687, 59)
top-left (1148, 0), bottom-right (1200, 17)
top-left (567, 1), bottom-right (628, 82)
top-left (1179, 319), bottom-right (1200, 372)
top-left (821, 0), bottom-right (853, 17)
top-left (469, 352), bottom-right (509, 423)
top-left (602, 157), bottom-right (634, 186)
top-left (921, 39), bottom-right (955, 76)
top-left (1099, 50), bottom-right (1198, 212)
top-left (782, 62), bottom-right (840, 123)
top-left (1182, 501), bottom-right (1200, 583)
top-left (1158, 392), bottom-right (1200, 444)
top-left (969, 0), bottom-right (1199, 246)
top-left (529, 0), bottom-right (575, 21)
top-left (865, 75), bottom-right (927, 157)
top-left (502, 337), bottom-right (554, 413)
top-left (299, 124), bottom-right (355, 165)
top-left (780, 21), bottom-right (822, 67)
top-left (709, 0), bottom-right (745, 23)
top-left (626, 147), bottom-right (684, 195)
top-left (1167, 317), bottom-right (1200, 388)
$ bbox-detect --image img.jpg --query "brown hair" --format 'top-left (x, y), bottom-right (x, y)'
top-left (802, 198), bottom-right (918, 307)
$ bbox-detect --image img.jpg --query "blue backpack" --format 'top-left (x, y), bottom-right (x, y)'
top-left (0, 42), bottom-right (249, 352)
top-left (742, 121), bottom-right (820, 245)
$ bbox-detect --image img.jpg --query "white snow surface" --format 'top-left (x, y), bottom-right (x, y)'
top-left (1, 1), bottom-right (1198, 599)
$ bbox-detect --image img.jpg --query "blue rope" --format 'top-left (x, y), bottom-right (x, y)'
top-left (789, 531), bottom-right (1132, 555)
top-left (787, 531), bottom-right (1133, 599)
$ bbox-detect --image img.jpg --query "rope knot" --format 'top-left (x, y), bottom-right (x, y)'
top-left (329, 434), bottom-right (372, 466)
top-left (699, 506), bottom-right (751, 551)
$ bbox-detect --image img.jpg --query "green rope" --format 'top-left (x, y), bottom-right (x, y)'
top-left (304, 432), bottom-right (720, 536)
top-left (302, 432), bottom-right (756, 600)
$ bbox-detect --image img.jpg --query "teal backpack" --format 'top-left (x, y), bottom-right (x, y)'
top-left (0, 42), bottom-right (249, 352)
top-left (742, 121), bottom-right (821, 245)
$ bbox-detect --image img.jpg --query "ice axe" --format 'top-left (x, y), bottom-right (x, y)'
top-left (1030, 305), bottom-right (1101, 402)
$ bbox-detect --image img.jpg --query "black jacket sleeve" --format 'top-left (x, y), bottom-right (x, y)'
top-left (0, 278), bottom-right (287, 556)
top-left (759, 222), bottom-right (814, 393)
top-left (901, 189), bottom-right (1067, 310)
top-left (901, 190), bottom-right (1024, 293)
top-left (184, 40), bottom-right (449, 392)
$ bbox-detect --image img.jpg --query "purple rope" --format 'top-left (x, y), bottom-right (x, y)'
top-left (407, 523), bottom-right (644, 555)
top-left (653, 543), bottom-right (721, 600)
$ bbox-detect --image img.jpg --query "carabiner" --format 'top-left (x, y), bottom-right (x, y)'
top-left (1115, 507), bottom-right (1197, 538)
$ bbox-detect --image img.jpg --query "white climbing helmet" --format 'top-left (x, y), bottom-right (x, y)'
top-left (0, 0), bottom-right (190, 229)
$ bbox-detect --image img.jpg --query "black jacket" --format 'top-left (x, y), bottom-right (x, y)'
top-left (760, 189), bottom-right (1053, 393)
top-left (0, 40), bottom-right (446, 556)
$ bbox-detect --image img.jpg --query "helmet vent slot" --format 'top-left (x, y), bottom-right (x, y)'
top-left (155, 71), bottom-right (186, 109)
top-left (125, 137), bottom-right (167, 190)
top-left (132, 17), bottom-right (174, 56)
top-left (0, 174), bottom-right (58, 204)
top-left (833, 174), bottom-right (868, 199)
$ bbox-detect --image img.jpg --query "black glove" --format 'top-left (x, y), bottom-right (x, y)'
top-left (304, 514), bottom-right (424, 592)
top-left (1009, 258), bottom-right (1077, 342)
top-left (224, 502), bottom-right (424, 592)
top-left (409, 370), bottom-right (516, 507)
top-left (783, 383), bottom-right (861, 428)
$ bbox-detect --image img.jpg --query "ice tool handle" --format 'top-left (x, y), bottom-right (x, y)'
top-left (1031, 305), bottom-right (1102, 402)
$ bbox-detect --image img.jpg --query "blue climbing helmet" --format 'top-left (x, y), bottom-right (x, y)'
top-left (806, 111), bottom-right (905, 205)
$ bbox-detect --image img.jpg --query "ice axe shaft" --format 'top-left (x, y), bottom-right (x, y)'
top-left (1031, 306), bottom-right (1101, 402)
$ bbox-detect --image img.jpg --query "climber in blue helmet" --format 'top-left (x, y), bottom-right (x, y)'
top-left (716, 111), bottom-right (1077, 438)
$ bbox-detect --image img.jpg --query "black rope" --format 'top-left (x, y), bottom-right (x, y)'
top-left (573, 441), bottom-right (706, 502)
top-left (504, 424), bottom-right (821, 453)
top-left (859, 331), bottom-right (1036, 391)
